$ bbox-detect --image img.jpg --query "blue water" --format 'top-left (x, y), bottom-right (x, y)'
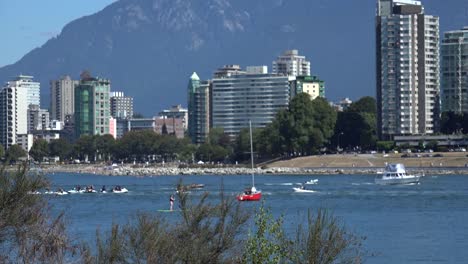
top-left (45, 173), bottom-right (468, 263)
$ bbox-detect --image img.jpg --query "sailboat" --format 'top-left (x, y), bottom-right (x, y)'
top-left (237, 121), bottom-right (262, 201)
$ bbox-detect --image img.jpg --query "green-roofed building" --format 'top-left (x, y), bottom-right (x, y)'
top-left (187, 72), bottom-right (210, 144)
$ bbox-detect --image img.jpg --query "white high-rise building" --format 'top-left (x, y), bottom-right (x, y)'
top-left (110, 91), bottom-right (134, 119)
top-left (376, 0), bottom-right (439, 139)
top-left (211, 66), bottom-right (291, 137)
top-left (7, 75), bottom-right (40, 107)
top-left (0, 79), bottom-right (29, 149)
top-left (272, 50), bottom-right (311, 77)
top-left (50, 75), bottom-right (79, 122)
top-left (27, 104), bottom-right (50, 132)
top-left (441, 27), bottom-right (468, 113)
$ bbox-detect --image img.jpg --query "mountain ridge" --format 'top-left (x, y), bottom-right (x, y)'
top-left (0, 0), bottom-right (465, 115)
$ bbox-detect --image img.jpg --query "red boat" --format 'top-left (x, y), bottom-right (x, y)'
top-left (237, 121), bottom-right (261, 202)
top-left (237, 187), bottom-right (262, 201)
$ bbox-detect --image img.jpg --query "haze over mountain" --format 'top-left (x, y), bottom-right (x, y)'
top-left (0, 0), bottom-right (465, 115)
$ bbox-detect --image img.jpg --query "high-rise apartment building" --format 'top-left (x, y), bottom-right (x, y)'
top-left (272, 50), bottom-right (311, 77)
top-left (376, 0), bottom-right (439, 139)
top-left (110, 91), bottom-right (134, 119)
top-left (441, 27), bottom-right (468, 113)
top-left (0, 79), bottom-right (29, 149)
top-left (187, 72), bottom-right (210, 144)
top-left (211, 66), bottom-right (290, 138)
top-left (50, 76), bottom-right (79, 122)
top-left (27, 105), bottom-right (50, 132)
top-left (74, 76), bottom-right (111, 137)
top-left (10, 75), bottom-right (41, 107)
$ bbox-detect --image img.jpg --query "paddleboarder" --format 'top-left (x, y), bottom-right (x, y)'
top-left (169, 195), bottom-right (175, 211)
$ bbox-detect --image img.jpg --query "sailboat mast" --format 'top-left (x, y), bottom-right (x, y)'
top-left (249, 120), bottom-right (255, 187)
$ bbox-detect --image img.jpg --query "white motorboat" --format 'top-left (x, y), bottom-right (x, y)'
top-left (112, 187), bottom-right (128, 193)
top-left (293, 187), bottom-right (316, 193)
top-left (68, 189), bottom-right (85, 194)
top-left (55, 189), bottom-right (68, 195)
top-left (375, 163), bottom-right (422, 185)
top-left (305, 179), bottom-right (318, 185)
top-left (68, 187), bottom-right (85, 194)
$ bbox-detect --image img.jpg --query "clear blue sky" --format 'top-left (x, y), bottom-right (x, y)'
top-left (0, 0), bottom-right (117, 67)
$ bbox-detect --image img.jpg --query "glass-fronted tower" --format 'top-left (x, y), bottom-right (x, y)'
top-left (376, 0), bottom-right (439, 139)
top-left (441, 27), bottom-right (468, 113)
top-left (187, 72), bottom-right (210, 144)
top-left (74, 76), bottom-right (111, 138)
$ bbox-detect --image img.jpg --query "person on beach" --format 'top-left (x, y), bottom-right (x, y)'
top-left (170, 195), bottom-right (175, 211)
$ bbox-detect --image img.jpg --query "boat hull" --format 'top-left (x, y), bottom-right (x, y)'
top-left (292, 187), bottom-right (316, 193)
top-left (112, 188), bottom-right (128, 193)
top-left (237, 192), bottom-right (262, 201)
top-left (375, 176), bottom-right (421, 185)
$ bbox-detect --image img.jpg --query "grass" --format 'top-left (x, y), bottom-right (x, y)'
top-left (268, 152), bottom-right (468, 168)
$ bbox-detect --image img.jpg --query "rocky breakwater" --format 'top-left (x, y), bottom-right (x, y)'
top-left (103, 166), bottom-right (384, 176)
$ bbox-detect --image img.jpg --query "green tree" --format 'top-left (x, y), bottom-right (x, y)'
top-left (310, 97), bottom-right (338, 148)
top-left (74, 135), bottom-right (96, 161)
top-left (440, 111), bottom-right (465, 134)
top-left (6, 144), bottom-right (26, 163)
top-left (95, 134), bottom-right (116, 161)
top-left (242, 203), bottom-right (295, 263)
top-left (376, 141), bottom-right (395, 152)
top-left (233, 127), bottom-right (263, 162)
top-left (48, 139), bottom-right (72, 162)
top-left (261, 94), bottom-right (337, 156)
top-left (29, 139), bottom-right (49, 162)
top-left (347, 96), bottom-right (377, 114)
top-left (116, 130), bottom-right (156, 161)
top-left (177, 138), bottom-right (197, 162)
top-left (294, 209), bottom-right (365, 264)
top-left (208, 127), bottom-right (231, 148)
top-left (333, 97), bottom-right (377, 151)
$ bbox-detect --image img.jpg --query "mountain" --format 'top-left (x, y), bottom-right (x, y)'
top-left (0, 0), bottom-right (465, 115)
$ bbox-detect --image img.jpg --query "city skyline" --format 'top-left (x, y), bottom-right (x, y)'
top-left (0, 0), bottom-right (466, 115)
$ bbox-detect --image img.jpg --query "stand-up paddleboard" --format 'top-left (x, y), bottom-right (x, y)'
top-left (157, 209), bottom-right (179, 212)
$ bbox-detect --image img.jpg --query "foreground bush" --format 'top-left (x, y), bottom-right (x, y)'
top-left (84, 189), bottom-right (250, 264)
top-left (0, 164), bottom-right (76, 263)
top-left (243, 203), bottom-right (365, 264)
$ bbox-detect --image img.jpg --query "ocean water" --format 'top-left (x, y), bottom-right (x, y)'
top-left (45, 173), bottom-right (468, 263)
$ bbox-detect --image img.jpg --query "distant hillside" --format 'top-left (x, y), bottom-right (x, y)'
top-left (0, 0), bottom-right (465, 114)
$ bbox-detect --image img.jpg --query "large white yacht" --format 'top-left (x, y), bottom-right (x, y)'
top-left (375, 163), bottom-right (422, 185)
